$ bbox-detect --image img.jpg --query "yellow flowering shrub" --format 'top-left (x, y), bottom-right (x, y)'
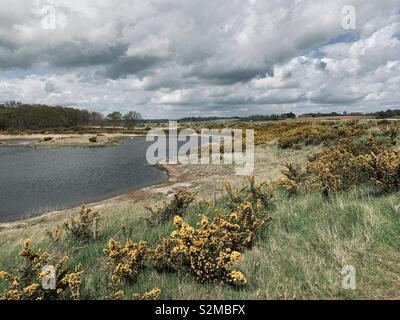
top-left (278, 162), bottom-right (307, 196)
top-left (307, 137), bottom-right (400, 194)
top-left (44, 225), bottom-right (64, 245)
top-left (277, 122), bottom-right (365, 149)
top-left (360, 149), bottom-right (400, 191)
top-left (145, 189), bottom-right (196, 225)
top-left (195, 120), bottom-right (368, 148)
top-left (0, 240), bottom-right (83, 300)
top-left (105, 239), bottom-right (148, 285)
top-left (152, 215), bottom-right (248, 286)
top-left (105, 288), bottom-right (161, 301)
top-left (196, 199), bottom-right (213, 210)
top-left (151, 176), bottom-right (271, 287)
top-left (132, 288), bottom-right (161, 300)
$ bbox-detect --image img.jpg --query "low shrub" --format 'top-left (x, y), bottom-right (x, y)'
top-left (0, 240), bottom-right (83, 300)
top-left (145, 189), bottom-right (195, 225)
top-left (132, 288), bottom-right (161, 300)
top-left (277, 123), bottom-right (365, 149)
top-left (45, 206), bottom-right (100, 244)
top-left (361, 149), bottom-right (400, 192)
top-left (377, 122), bottom-right (398, 145)
top-left (278, 162), bottom-right (307, 196)
top-left (152, 214), bottom-right (248, 286)
top-left (44, 225), bottom-right (64, 246)
top-left (224, 175), bottom-right (274, 212)
top-left (104, 239), bottom-right (148, 286)
top-left (307, 137), bottom-right (400, 194)
top-left (151, 177), bottom-right (271, 287)
top-left (62, 206), bottom-right (100, 243)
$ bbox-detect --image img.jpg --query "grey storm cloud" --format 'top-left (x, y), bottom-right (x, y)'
top-left (44, 80), bottom-right (59, 93)
top-left (47, 42), bottom-right (128, 68)
top-left (0, 0), bottom-right (399, 118)
top-left (194, 67), bottom-right (274, 86)
top-left (103, 55), bottom-right (163, 79)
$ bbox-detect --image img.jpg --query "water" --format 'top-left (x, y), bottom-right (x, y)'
top-left (0, 137), bottom-right (168, 221)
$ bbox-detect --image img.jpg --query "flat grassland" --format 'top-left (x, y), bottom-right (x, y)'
top-left (0, 119), bottom-right (399, 300)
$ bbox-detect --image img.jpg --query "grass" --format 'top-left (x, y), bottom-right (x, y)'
top-left (1, 186), bottom-right (399, 299)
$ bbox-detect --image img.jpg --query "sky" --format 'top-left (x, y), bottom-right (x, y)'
top-left (0, 0), bottom-right (399, 119)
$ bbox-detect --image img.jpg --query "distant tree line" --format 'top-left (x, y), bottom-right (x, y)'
top-left (0, 104), bottom-right (143, 130)
top-left (0, 104), bottom-right (94, 130)
top-left (178, 113), bottom-right (296, 123)
top-left (1, 102), bottom-right (399, 131)
top-left (239, 113), bottom-right (296, 121)
top-left (105, 111), bottom-right (143, 128)
top-left (301, 109), bottom-right (400, 119)
top-left (372, 109), bottom-right (400, 119)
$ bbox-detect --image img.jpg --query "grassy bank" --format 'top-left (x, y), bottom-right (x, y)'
top-left (1, 185), bottom-right (399, 299)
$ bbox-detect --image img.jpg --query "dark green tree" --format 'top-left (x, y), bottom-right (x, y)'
top-left (106, 112), bottom-right (123, 126)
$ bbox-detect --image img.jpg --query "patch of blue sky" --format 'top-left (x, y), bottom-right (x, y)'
top-left (310, 31), bottom-right (360, 59)
top-left (0, 67), bottom-right (49, 79)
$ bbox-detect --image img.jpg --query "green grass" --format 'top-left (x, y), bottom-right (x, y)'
top-left (1, 186), bottom-right (399, 300)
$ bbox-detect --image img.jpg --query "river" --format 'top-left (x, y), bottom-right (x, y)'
top-left (0, 137), bottom-right (167, 221)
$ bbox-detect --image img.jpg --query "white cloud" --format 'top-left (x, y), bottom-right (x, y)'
top-left (0, 0), bottom-right (399, 118)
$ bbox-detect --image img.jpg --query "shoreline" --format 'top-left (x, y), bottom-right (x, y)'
top-left (0, 143), bottom-right (298, 230)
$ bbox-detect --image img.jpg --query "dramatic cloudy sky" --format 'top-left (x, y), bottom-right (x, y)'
top-left (0, 0), bottom-right (399, 118)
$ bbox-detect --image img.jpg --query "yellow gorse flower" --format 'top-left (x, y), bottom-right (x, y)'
top-left (0, 241), bottom-right (83, 300)
top-left (133, 288), bottom-right (161, 300)
top-left (151, 177), bottom-right (272, 287)
top-left (105, 239), bottom-right (148, 298)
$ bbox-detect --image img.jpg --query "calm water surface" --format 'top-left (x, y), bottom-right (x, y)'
top-left (0, 137), bottom-right (167, 221)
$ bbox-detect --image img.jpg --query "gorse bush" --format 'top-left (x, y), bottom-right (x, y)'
top-left (145, 189), bottom-right (195, 225)
top-left (152, 214), bottom-right (248, 286)
top-left (277, 122), bottom-right (365, 149)
top-left (45, 206), bottom-right (100, 244)
top-left (151, 177), bottom-right (272, 287)
top-left (307, 137), bottom-right (400, 194)
top-left (361, 149), bottom-right (400, 192)
top-left (132, 288), bottom-right (161, 300)
top-left (225, 121), bottom-right (367, 148)
top-left (307, 144), bottom-right (363, 194)
top-left (105, 239), bottom-right (148, 286)
top-left (44, 225), bottom-right (64, 246)
top-left (279, 162), bottom-right (307, 196)
top-left (377, 122), bottom-right (398, 145)
top-left (224, 175), bottom-right (274, 212)
top-left (0, 240), bottom-right (83, 300)
top-left (104, 239), bottom-right (148, 300)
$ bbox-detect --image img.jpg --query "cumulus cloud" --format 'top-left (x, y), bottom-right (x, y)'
top-left (0, 0), bottom-right (399, 118)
